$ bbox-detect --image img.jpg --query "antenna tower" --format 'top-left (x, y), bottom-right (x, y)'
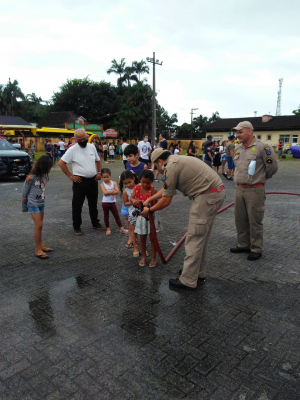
top-left (276, 78), bottom-right (283, 116)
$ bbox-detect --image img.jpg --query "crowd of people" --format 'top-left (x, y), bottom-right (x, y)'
top-left (21, 122), bottom-right (279, 290)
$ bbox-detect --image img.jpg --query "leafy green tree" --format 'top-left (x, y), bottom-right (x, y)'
top-left (208, 111), bottom-right (220, 123)
top-left (292, 105), bottom-right (300, 115)
top-left (26, 93), bottom-right (43, 107)
top-left (128, 81), bottom-right (152, 137)
top-left (176, 123), bottom-right (192, 139)
top-left (192, 114), bottom-right (208, 138)
top-left (51, 77), bottom-right (119, 122)
top-left (132, 60), bottom-right (150, 81)
top-left (156, 105), bottom-right (178, 137)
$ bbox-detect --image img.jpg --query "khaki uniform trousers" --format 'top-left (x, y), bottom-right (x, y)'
top-left (234, 185), bottom-right (265, 253)
top-left (180, 190), bottom-right (225, 288)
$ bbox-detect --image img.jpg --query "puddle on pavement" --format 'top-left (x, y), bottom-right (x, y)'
top-left (28, 275), bottom-right (91, 337)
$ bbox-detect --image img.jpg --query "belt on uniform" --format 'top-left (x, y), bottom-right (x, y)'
top-left (238, 183), bottom-right (264, 188)
top-left (199, 185), bottom-right (225, 195)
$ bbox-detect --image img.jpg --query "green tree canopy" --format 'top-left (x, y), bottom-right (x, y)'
top-left (292, 105), bottom-right (300, 115)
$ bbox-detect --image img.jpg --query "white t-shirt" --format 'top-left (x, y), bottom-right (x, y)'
top-left (174, 149), bottom-right (180, 155)
top-left (58, 141), bottom-right (65, 151)
top-left (61, 143), bottom-right (100, 178)
top-left (109, 145), bottom-right (115, 155)
top-left (121, 142), bottom-right (129, 160)
top-left (138, 140), bottom-right (152, 160)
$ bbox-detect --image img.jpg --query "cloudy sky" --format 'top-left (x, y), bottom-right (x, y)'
top-left (1, 0), bottom-right (299, 124)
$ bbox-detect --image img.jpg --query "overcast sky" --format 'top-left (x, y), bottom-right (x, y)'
top-left (1, 0), bottom-right (299, 124)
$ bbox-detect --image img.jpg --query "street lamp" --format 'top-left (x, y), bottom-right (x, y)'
top-left (190, 108), bottom-right (199, 137)
top-left (147, 52), bottom-right (163, 145)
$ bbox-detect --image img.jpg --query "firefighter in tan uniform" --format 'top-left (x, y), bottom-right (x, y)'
top-left (141, 148), bottom-right (226, 290)
top-left (230, 121), bottom-right (278, 260)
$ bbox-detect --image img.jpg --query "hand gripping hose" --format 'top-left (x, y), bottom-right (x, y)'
top-left (149, 192), bottom-right (300, 264)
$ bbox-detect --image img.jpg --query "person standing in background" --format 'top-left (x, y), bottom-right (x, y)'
top-left (154, 133), bottom-right (168, 182)
top-left (277, 139), bottom-right (284, 161)
top-left (58, 138), bottom-right (66, 157)
top-left (58, 129), bottom-right (105, 236)
top-left (230, 121), bottom-right (278, 261)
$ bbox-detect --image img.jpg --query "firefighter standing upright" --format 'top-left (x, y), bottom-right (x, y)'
top-left (230, 121), bottom-right (278, 260)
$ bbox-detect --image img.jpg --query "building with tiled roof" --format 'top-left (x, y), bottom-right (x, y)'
top-left (204, 114), bottom-right (300, 146)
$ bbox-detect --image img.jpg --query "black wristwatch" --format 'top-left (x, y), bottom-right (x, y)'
top-left (148, 207), bottom-right (154, 214)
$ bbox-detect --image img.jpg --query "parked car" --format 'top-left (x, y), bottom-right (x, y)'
top-left (0, 138), bottom-right (33, 179)
top-left (284, 144), bottom-right (299, 155)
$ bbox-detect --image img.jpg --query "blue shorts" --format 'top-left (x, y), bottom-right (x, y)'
top-left (226, 156), bottom-right (234, 170)
top-left (28, 204), bottom-right (45, 214)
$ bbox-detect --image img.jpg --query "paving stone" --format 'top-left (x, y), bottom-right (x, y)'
top-left (0, 161), bottom-right (300, 398)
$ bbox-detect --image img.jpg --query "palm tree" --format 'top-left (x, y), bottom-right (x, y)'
top-left (118, 67), bottom-right (138, 88)
top-left (107, 58), bottom-right (126, 82)
top-left (26, 93), bottom-right (43, 107)
top-left (132, 60), bottom-right (150, 81)
top-left (3, 78), bottom-right (24, 116)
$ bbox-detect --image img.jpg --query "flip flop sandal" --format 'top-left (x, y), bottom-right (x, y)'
top-left (139, 258), bottom-right (147, 267)
top-left (133, 252), bottom-right (140, 257)
top-left (125, 243), bottom-right (133, 249)
top-left (106, 231), bottom-right (112, 236)
top-left (149, 260), bottom-right (157, 268)
top-left (35, 254), bottom-right (49, 260)
top-left (43, 248), bottom-right (54, 252)
top-left (120, 230), bottom-right (128, 234)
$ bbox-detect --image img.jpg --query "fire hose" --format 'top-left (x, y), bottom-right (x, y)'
top-left (149, 192), bottom-right (300, 264)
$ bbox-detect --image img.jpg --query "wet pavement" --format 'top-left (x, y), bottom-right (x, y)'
top-left (0, 160), bottom-right (300, 399)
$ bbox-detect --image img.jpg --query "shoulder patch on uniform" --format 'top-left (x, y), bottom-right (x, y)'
top-left (162, 170), bottom-right (167, 182)
top-left (266, 157), bottom-right (273, 164)
top-left (163, 181), bottom-right (168, 189)
top-left (251, 148), bottom-right (255, 153)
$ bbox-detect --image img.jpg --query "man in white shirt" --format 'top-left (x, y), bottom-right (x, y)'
top-left (58, 138), bottom-right (66, 156)
top-left (121, 136), bottom-right (129, 168)
top-left (58, 129), bottom-right (105, 235)
top-left (137, 134), bottom-right (152, 165)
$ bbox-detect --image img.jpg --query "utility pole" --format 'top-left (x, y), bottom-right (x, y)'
top-left (276, 78), bottom-right (283, 116)
top-left (254, 111), bottom-right (257, 117)
top-left (190, 108), bottom-right (199, 137)
top-left (147, 53), bottom-right (163, 145)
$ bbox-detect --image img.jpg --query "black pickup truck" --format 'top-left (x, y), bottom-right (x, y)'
top-left (0, 138), bottom-right (33, 179)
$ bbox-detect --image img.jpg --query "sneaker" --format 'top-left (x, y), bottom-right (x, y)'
top-left (227, 177), bottom-right (233, 181)
top-left (154, 179), bottom-right (159, 182)
top-left (74, 228), bottom-right (83, 236)
top-left (93, 223), bottom-right (106, 231)
top-left (222, 173), bottom-right (227, 177)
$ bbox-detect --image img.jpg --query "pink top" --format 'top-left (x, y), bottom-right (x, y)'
top-left (134, 184), bottom-right (154, 202)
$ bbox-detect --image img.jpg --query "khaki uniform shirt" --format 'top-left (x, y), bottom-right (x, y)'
top-left (162, 155), bottom-right (223, 199)
top-left (225, 141), bottom-right (234, 157)
top-left (233, 138), bottom-right (278, 184)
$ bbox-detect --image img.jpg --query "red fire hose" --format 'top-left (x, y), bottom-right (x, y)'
top-left (149, 192), bottom-right (300, 264)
